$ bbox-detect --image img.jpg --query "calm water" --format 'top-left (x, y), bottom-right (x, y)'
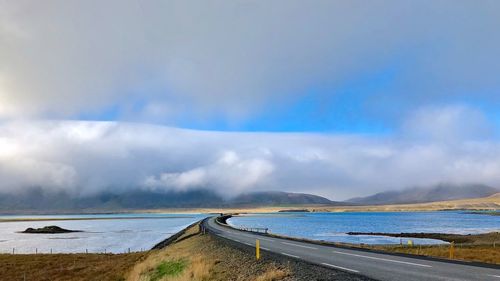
top-left (228, 212), bottom-right (500, 245)
top-left (0, 213), bottom-right (205, 254)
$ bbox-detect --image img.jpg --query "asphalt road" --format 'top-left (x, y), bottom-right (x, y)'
top-left (204, 217), bottom-right (500, 281)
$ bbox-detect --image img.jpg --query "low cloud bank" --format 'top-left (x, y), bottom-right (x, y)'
top-left (1, 106), bottom-right (499, 199)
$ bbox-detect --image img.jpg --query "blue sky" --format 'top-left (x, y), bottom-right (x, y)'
top-left (2, 0), bottom-right (499, 135)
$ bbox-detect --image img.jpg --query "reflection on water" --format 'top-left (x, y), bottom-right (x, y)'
top-left (228, 211), bottom-right (500, 245)
top-left (0, 213), bottom-right (205, 253)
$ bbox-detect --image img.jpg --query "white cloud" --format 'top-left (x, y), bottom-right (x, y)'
top-left (144, 151), bottom-right (274, 196)
top-left (402, 105), bottom-right (493, 142)
top-left (0, 112), bottom-right (499, 199)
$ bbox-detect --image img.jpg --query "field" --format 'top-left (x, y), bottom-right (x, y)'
top-left (370, 231), bottom-right (500, 264)
top-left (0, 252), bottom-right (146, 281)
top-left (369, 244), bottom-right (500, 265)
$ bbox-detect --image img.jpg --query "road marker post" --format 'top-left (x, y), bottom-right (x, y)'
top-left (449, 241), bottom-right (455, 259)
top-left (256, 239), bottom-right (260, 260)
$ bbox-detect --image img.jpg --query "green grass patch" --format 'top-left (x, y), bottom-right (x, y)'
top-left (150, 259), bottom-right (187, 281)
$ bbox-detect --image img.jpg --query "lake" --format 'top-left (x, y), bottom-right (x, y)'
top-left (228, 211), bottom-right (500, 245)
top-left (0, 213), bottom-right (206, 254)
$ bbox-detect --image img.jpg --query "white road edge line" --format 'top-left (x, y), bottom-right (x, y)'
top-left (333, 251), bottom-right (432, 268)
top-left (321, 263), bottom-right (360, 273)
top-left (488, 275), bottom-right (500, 278)
top-left (281, 252), bottom-right (300, 259)
top-left (244, 242), bottom-right (252, 246)
top-left (242, 234), bottom-right (273, 242)
top-left (261, 247), bottom-right (270, 251)
top-left (258, 237), bottom-right (273, 242)
top-left (281, 241), bottom-right (318, 250)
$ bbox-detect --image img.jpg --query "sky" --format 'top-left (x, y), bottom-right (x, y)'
top-left (1, 0), bottom-right (500, 200)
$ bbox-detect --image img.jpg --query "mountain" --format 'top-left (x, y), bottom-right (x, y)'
top-left (0, 188), bottom-right (335, 213)
top-left (346, 183), bottom-right (499, 205)
top-left (230, 191), bottom-right (334, 206)
top-left (0, 188), bottom-right (225, 213)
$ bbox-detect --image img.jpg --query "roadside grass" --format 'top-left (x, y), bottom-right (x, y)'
top-left (254, 266), bottom-right (290, 281)
top-left (365, 232), bottom-right (500, 264)
top-left (149, 259), bottom-right (187, 281)
top-left (369, 244), bottom-right (500, 264)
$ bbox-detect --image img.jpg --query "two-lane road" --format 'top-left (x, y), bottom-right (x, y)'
top-left (204, 217), bottom-right (500, 281)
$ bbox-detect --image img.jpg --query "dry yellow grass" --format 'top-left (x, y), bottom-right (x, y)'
top-left (253, 267), bottom-right (290, 281)
top-left (369, 244), bottom-right (500, 265)
top-left (0, 252), bottom-right (146, 281)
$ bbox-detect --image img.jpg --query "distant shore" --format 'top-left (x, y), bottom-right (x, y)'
top-left (0, 193), bottom-right (497, 216)
top-left (0, 216), bottom-right (195, 223)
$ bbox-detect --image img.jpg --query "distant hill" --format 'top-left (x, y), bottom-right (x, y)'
top-left (346, 183), bottom-right (499, 205)
top-left (0, 188), bottom-right (335, 213)
top-left (230, 191), bottom-right (334, 206)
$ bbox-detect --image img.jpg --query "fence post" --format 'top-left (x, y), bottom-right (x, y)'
top-left (256, 239), bottom-right (260, 260)
top-left (449, 241), bottom-right (455, 259)
top-left (12, 248), bottom-right (14, 255)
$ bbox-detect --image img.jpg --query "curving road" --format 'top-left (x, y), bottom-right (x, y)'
top-left (204, 217), bottom-right (500, 281)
